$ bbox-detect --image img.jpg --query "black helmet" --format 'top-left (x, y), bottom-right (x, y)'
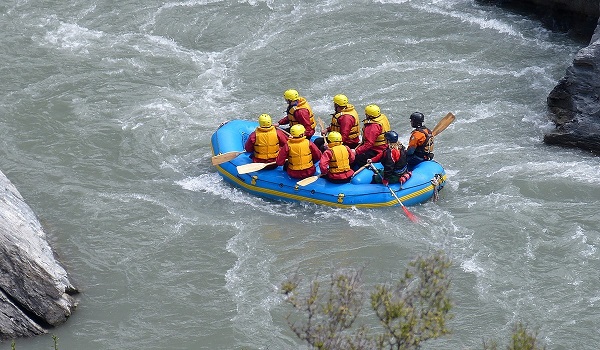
top-left (410, 112), bottom-right (425, 127)
top-left (384, 131), bottom-right (399, 143)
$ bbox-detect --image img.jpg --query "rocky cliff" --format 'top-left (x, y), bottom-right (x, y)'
top-left (0, 171), bottom-right (78, 339)
top-left (545, 17), bottom-right (600, 154)
top-left (479, 0), bottom-right (600, 154)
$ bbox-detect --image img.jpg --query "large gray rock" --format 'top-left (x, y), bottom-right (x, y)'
top-left (545, 16), bottom-right (600, 154)
top-left (0, 170), bottom-right (78, 339)
top-left (478, 0), bottom-right (600, 154)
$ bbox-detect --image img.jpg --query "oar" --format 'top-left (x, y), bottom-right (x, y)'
top-left (317, 117), bottom-right (326, 133)
top-left (237, 161), bottom-right (276, 175)
top-left (432, 112), bottom-right (455, 136)
top-left (211, 151), bottom-right (245, 165)
top-left (296, 174), bottom-right (323, 187)
top-left (368, 163), bottom-right (419, 223)
top-left (351, 164), bottom-right (367, 178)
top-left (278, 127), bottom-right (291, 137)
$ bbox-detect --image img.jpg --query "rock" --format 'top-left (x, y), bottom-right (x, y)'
top-left (478, 0), bottom-right (600, 154)
top-left (476, 0), bottom-right (599, 39)
top-left (0, 170), bottom-right (78, 340)
top-left (545, 19), bottom-right (600, 154)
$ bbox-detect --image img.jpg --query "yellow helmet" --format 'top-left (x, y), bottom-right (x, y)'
top-left (258, 114), bottom-right (272, 128)
top-left (333, 94), bottom-right (348, 107)
top-left (290, 124), bottom-right (305, 137)
top-left (365, 104), bottom-right (381, 118)
top-left (284, 89), bottom-right (299, 101)
top-left (327, 131), bottom-right (342, 143)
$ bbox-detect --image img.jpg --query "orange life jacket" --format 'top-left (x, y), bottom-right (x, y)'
top-left (413, 126), bottom-right (434, 159)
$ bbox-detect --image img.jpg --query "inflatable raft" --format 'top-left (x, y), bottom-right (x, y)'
top-left (210, 120), bottom-right (446, 208)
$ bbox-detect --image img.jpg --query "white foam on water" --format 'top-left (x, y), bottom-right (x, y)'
top-left (176, 173), bottom-right (300, 217)
top-left (461, 253), bottom-right (486, 277)
top-left (411, 2), bottom-right (521, 38)
top-left (223, 222), bottom-right (290, 347)
top-left (42, 20), bottom-right (105, 54)
top-left (571, 226), bottom-right (597, 258)
top-left (493, 161), bottom-right (600, 185)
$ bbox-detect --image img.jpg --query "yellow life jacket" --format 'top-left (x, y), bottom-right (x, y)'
top-left (363, 113), bottom-right (391, 147)
top-left (328, 144), bottom-right (351, 173)
top-left (330, 104), bottom-right (360, 141)
top-left (287, 97), bottom-right (316, 131)
top-left (287, 137), bottom-right (313, 171)
top-left (253, 126), bottom-right (280, 160)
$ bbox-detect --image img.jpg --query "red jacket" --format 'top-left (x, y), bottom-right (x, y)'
top-left (278, 108), bottom-right (315, 139)
top-left (244, 128), bottom-right (288, 163)
top-left (355, 123), bottom-right (386, 155)
top-left (276, 140), bottom-right (322, 179)
top-left (327, 114), bottom-right (359, 148)
top-left (319, 145), bottom-right (355, 180)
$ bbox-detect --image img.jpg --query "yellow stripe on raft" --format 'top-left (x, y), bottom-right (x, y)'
top-left (216, 164), bottom-right (446, 209)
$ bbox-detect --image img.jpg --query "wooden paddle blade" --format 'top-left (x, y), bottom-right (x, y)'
top-left (236, 162), bottom-right (276, 174)
top-left (432, 112), bottom-right (456, 136)
top-left (317, 117), bottom-right (326, 131)
top-left (211, 151), bottom-right (244, 165)
top-left (296, 175), bottom-right (320, 186)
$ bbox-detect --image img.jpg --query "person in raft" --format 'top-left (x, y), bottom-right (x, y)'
top-left (368, 131), bottom-right (411, 186)
top-left (314, 94), bottom-right (361, 152)
top-left (274, 89), bottom-right (317, 139)
top-left (244, 113), bottom-right (289, 170)
top-left (276, 124), bottom-right (322, 179)
top-left (318, 131), bottom-right (355, 184)
top-left (352, 104), bottom-right (391, 170)
top-left (406, 111), bottom-right (434, 168)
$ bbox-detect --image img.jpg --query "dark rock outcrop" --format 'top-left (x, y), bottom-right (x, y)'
top-left (0, 170), bottom-right (78, 339)
top-left (478, 0), bottom-right (600, 154)
top-left (545, 19), bottom-right (600, 154)
top-left (477, 0), bottom-right (599, 40)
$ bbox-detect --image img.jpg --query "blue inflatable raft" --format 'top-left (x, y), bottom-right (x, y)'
top-left (211, 120), bottom-right (446, 208)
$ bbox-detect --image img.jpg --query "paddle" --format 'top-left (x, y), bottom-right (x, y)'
top-left (368, 163), bottom-right (419, 223)
top-left (278, 127), bottom-right (291, 137)
top-left (211, 151), bottom-right (245, 165)
top-left (432, 112), bottom-right (455, 136)
top-left (296, 173), bottom-right (323, 186)
top-left (351, 164), bottom-right (367, 178)
top-left (317, 117), bottom-right (331, 154)
top-left (317, 117), bottom-right (326, 134)
top-left (237, 161), bottom-right (277, 175)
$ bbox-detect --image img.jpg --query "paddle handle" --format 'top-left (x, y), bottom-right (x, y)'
top-left (351, 164), bottom-right (367, 178)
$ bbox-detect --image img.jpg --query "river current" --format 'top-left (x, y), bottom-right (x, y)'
top-left (1, 0), bottom-right (599, 349)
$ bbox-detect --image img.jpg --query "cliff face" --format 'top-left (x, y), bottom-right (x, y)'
top-left (478, 0), bottom-right (600, 154)
top-left (545, 25), bottom-right (600, 154)
top-left (0, 171), bottom-right (78, 339)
